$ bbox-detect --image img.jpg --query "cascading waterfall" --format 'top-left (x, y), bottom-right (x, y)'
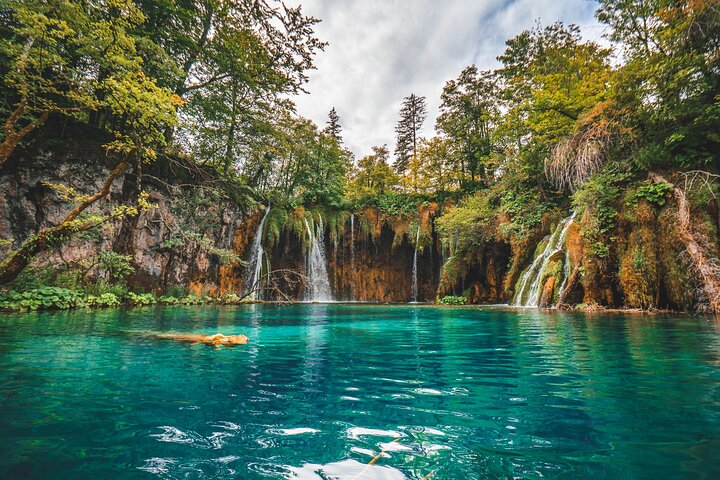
top-left (411, 226), bottom-right (420, 302)
top-left (350, 213), bottom-right (355, 300)
top-left (244, 205), bottom-right (271, 300)
top-left (304, 218), bottom-right (333, 302)
top-left (513, 212), bottom-right (576, 307)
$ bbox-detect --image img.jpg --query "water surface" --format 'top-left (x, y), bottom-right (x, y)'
top-left (1, 305), bottom-right (719, 479)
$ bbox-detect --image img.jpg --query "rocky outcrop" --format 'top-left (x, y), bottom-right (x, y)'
top-left (0, 123), bottom-right (252, 295)
top-left (266, 215), bottom-right (441, 302)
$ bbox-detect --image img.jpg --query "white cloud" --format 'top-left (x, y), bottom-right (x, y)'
top-left (289, 0), bottom-right (606, 158)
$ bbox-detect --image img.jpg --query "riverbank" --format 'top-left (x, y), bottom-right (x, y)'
top-left (0, 286), bottom-right (694, 316)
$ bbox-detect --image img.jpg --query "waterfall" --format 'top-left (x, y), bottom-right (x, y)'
top-left (244, 205), bottom-right (271, 301)
top-left (513, 212), bottom-right (576, 307)
top-left (411, 226), bottom-right (420, 302)
top-left (304, 217), bottom-right (333, 302)
top-left (350, 213), bottom-right (355, 300)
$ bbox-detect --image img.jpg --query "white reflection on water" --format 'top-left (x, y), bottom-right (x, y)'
top-left (287, 459), bottom-right (406, 479)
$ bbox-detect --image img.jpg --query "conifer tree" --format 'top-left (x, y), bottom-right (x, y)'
top-left (394, 94), bottom-right (427, 175)
top-left (325, 107), bottom-right (342, 143)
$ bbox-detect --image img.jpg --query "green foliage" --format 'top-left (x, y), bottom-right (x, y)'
top-left (352, 193), bottom-right (427, 217)
top-left (164, 286), bottom-right (188, 298)
top-left (126, 291), bottom-right (157, 306)
top-left (437, 295), bottom-right (467, 305)
top-left (436, 191), bottom-right (497, 257)
top-left (394, 93), bottom-right (428, 177)
top-left (628, 181), bottom-right (673, 207)
top-left (499, 187), bottom-right (555, 239)
top-left (345, 145), bottom-right (399, 201)
top-left (85, 293), bottom-right (120, 308)
top-left (0, 287), bottom-right (84, 311)
top-left (158, 294), bottom-right (208, 305)
top-left (573, 166), bottom-right (630, 257)
top-left (98, 251), bottom-right (134, 280)
top-left (437, 66), bottom-right (500, 185)
top-left (84, 280), bottom-right (128, 299)
top-left (597, 0), bottom-right (720, 168)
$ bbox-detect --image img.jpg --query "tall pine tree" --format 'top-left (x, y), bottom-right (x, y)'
top-left (325, 107), bottom-right (342, 143)
top-left (394, 94), bottom-right (428, 174)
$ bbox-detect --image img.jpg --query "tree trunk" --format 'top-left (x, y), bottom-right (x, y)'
top-left (0, 98), bottom-right (49, 168)
top-left (0, 161), bottom-right (129, 285)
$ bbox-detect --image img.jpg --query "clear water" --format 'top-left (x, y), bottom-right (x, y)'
top-left (1, 305), bottom-right (720, 479)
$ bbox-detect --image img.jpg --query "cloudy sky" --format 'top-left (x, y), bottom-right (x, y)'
top-left (288, 0), bottom-right (608, 158)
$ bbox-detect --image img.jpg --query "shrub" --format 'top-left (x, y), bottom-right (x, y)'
top-left (627, 181), bottom-right (673, 207)
top-left (218, 292), bottom-right (244, 304)
top-left (437, 295), bottom-right (467, 305)
top-left (158, 295), bottom-right (180, 305)
top-left (97, 251), bottom-right (135, 280)
top-left (573, 165), bottom-right (630, 258)
top-left (85, 293), bottom-right (120, 308)
top-left (84, 279), bottom-right (128, 298)
top-left (126, 292), bottom-right (157, 306)
top-left (0, 287), bottom-right (85, 312)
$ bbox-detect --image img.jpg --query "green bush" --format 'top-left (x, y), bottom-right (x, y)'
top-left (0, 287), bottom-right (85, 312)
top-left (437, 295), bottom-right (468, 305)
top-left (84, 279), bottom-right (128, 298)
top-left (573, 166), bottom-right (630, 258)
top-left (218, 292), bottom-right (245, 304)
top-left (126, 292), bottom-right (157, 306)
top-left (84, 293), bottom-right (120, 308)
top-left (628, 181), bottom-right (673, 207)
top-left (158, 295), bottom-right (180, 305)
top-left (158, 294), bottom-right (210, 305)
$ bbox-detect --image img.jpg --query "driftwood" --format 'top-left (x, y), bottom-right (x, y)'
top-left (240, 269), bottom-right (309, 302)
top-left (151, 332), bottom-right (248, 347)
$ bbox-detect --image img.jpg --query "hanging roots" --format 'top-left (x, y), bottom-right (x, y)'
top-left (545, 109), bottom-right (626, 192)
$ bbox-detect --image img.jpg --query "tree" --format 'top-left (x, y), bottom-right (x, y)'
top-left (413, 137), bottom-right (460, 194)
top-left (394, 93), bottom-right (427, 180)
top-left (0, 0), bottom-right (157, 166)
top-left (436, 66), bottom-right (499, 185)
top-left (325, 107), bottom-right (342, 143)
top-left (597, 0), bottom-right (720, 170)
top-left (0, 0), bottom-right (181, 285)
top-left (133, 0), bottom-right (327, 175)
top-left (496, 22), bottom-right (612, 181)
top-left (346, 145), bottom-right (399, 199)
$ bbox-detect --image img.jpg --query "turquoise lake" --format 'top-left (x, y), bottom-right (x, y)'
top-left (1, 304), bottom-right (719, 479)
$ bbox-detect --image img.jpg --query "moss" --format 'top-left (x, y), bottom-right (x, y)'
top-left (543, 257), bottom-right (563, 288)
top-left (657, 207), bottom-right (695, 309)
top-left (617, 199), bottom-right (659, 308)
top-left (438, 255), bottom-right (462, 296)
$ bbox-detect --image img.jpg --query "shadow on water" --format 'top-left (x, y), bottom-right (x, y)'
top-left (1, 304), bottom-right (720, 479)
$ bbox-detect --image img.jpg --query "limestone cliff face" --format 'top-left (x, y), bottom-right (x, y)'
top-left (0, 128), bottom-right (252, 295)
top-left (265, 215), bottom-right (441, 302)
top-left (0, 129), bottom-right (445, 301)
top-left (3, 128), bottom-right (717, 310)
